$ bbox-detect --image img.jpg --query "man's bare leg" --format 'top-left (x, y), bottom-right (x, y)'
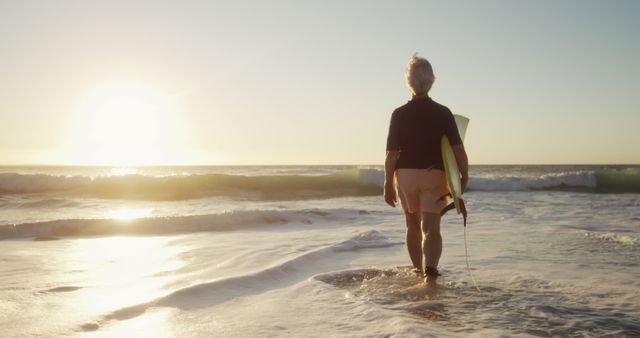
top-left (421, 212), bottom-right (442, 286)
top-left (404, 211), bottom-right (422, 275)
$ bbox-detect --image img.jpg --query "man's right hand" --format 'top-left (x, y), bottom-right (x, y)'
top-left (384, 183), bottom-right (397, 208)
top-left (384, 150), bottom-right (400, 208)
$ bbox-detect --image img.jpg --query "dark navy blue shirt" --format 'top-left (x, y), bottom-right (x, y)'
top-left (386, 97), bottom-right (462, 170)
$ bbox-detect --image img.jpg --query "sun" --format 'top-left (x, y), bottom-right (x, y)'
top-left (67, 80), bottom-right (190, 166)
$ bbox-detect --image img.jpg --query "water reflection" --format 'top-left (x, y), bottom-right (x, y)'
top-left (108, 207), bottom-right (153, 220)
top-left (110, 167), bottom-right (139, 176)
top-left (64, 236), bottom-right (184, 332)
top-left (94, 308), bottom-right (174, 337)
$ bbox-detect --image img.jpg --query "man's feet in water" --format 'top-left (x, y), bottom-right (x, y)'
top-left (411, 267), bottom-right (423, 277)
top-left (423, 266), bottom-right (440, 287)
top-left (424, 275), bottom-right (438, 287)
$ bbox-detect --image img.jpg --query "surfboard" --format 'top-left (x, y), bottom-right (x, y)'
top-left (441, 114), bottom-right (470, 214)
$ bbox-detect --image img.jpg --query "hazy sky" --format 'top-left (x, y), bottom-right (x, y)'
top-left (1, 0), bottom-right (639, 165)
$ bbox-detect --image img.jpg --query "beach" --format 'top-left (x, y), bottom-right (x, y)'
top-left (1, 165), bottom-right (639, 337)
top-left (3, 0), bottom-right (640, 336)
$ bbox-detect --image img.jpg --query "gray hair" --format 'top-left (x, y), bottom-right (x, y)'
top-left (405, 53), bottom-right (435, 96)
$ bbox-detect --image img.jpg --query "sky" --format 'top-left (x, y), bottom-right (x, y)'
top-left (0, 0), bottom-right (639, 165)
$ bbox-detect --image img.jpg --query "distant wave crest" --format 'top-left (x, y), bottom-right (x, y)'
top-left (469, 168), bottom-right (640, 193)
top-left (469, 171), bottom-right (598, 192)
top-left (1, 167), bottom-right (638, 202)
top-left (0, 170), bottom-right (381, 201)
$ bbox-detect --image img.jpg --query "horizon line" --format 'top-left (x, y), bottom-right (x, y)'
top-left (0, 163), bottom-right (639, 167)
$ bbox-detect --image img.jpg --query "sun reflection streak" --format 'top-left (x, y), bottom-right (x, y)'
top-left (109, 208), bottom-right (153, 220)
top-left (99, 308), bottom-right (175, 337)
top-left (66, 236), bottom-right (185, 328)
top-left (110, 167), bottom-right (139, 176)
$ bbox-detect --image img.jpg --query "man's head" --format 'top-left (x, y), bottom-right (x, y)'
top-left (405, 53), bottom-right (435, 96)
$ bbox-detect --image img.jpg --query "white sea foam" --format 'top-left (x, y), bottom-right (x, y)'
top-left (469, 171), bottom-right (597, 191)
top-left (357, 168), bottom-right (617, 192)
top-left (368, 166), bottom-right (640, 193)
top-left (583, 231), bottom-right (638, 246)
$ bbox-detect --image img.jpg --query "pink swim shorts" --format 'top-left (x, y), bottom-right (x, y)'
top-left (395, 168), bottom-right (450, 214)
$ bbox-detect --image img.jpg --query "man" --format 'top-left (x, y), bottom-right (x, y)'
top-left (384, 53), bottom-right (469, 286)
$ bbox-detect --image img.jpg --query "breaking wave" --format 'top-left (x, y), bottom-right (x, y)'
top-left (469, 168), bottom-right (640, 193)
top-left (0, 170), bottom-right (380, 201)
top-left (0, 208), bottom-right (368, 240)
top-left (0, 167), bottom-right (638, 202)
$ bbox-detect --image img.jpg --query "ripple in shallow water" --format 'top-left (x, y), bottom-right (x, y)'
top-left (315, 266), bottom-right (640, 337)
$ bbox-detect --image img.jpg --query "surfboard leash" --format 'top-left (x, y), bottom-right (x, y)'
top-left (441, 196), bottom-right (481, 293)
top-left (459, 199), bottom-right (481, 293)
top-left (463, 222), bottom-right (481, 293)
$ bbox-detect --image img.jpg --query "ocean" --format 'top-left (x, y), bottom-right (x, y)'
top-left (1, 165), bottom-right (639, 337)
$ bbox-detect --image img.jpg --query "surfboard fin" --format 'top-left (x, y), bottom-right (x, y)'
top-left (439, 195), bottom-right (467, 228)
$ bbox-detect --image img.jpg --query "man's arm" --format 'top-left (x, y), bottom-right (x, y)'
top-left (384, 150), bottom-right (400, 207)
top-left (452, 144), bottom-right (469, 193)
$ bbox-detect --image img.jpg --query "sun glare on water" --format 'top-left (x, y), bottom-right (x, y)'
top-left (109, 207), bottom-right (153, 220)
top-left (67, 81), bottom-right (190, 166)
top-left (67, 236), bottom-right (185, 336)
top-left (110, 167), bottom-right (139, 176)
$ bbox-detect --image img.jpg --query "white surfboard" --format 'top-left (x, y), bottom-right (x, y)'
top-left (441, 114), bottom-right (469, 214)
